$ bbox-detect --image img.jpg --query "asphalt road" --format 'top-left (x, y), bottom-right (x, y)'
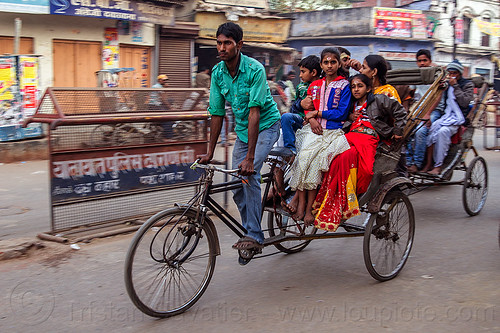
top-left (0, 143), bottom-right (499, 332)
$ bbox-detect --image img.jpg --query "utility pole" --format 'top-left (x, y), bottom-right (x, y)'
top-left (451, 0), bottom-right (457, 60)
top-left (14, 18), bottom-right (21, 54)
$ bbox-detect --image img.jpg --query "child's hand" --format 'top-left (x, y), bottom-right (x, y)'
top-left (310, 118), bottom-right (323, 135)
top-left (300, 96), bottom-right (314, 110)
top-left (304, 110), bottom-right (318, 123)
top-left (392, 134), bottom-right (402, 140)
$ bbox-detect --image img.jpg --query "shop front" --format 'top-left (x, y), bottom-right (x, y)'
top-left (0, 0), bottom-right (192, 141)
top-left (193, 11), bottom-right (294, 76)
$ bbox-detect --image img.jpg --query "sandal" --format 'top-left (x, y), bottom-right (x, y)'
top-left (232, 236), bottom-right (264, 250)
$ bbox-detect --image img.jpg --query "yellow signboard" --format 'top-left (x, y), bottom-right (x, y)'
top-left (195, 12), bottom-right (291, 44)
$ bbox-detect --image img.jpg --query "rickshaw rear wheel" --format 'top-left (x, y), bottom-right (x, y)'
top-left (462, 156), bottom-right (488, 216)
top-left (363, 190), bottom-right (415, 282)
top-left (125, 207), bottom-right (217, 318)
top-left (267, 210), bottom-right (317, 254)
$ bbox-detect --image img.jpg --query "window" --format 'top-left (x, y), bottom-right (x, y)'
top-left (0, 36), bottom-right (34, 54)
top-left (475, 68), bottom-right (490, 81)
top-left (481, 17), bottom-right (490, 47)
top-left (463, 17), bottom-right (471, 44)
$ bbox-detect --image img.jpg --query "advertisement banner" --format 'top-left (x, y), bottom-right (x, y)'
top-left (474, 18), bottom-right (500, 37)
top-left (50, 0), bottom-right (174, 25)
top-left (455, 18), bottom-right (464, 44)
top-left (103, 28), bottom-right (119, 69)
top-left (18, 56), bottom-right (43, 139)
top-left (0, 56), bottom-right (21, 128)
top-left (0, 0), bottom-right (49, 14)
top-left (19, 56), bottom-right (40, 116)
top-left (374, 7), bottom-right (436, 39)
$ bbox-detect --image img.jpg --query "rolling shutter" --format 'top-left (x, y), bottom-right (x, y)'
top-left (159, 38), bottom-right (191, 88)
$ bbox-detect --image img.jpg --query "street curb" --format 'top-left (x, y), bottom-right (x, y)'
top-left (0, 137), bottom-right (48, 163)
top-left (0, 240), bottom-right (46, 261)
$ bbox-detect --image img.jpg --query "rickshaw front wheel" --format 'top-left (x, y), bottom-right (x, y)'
top-left (462, 156), bottom-right (488, 216)
top-left (363, 190), bottom-right (415, 282)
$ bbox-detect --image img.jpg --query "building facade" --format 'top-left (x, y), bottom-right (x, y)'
top-left (0, 0), bottom-right (198, 141)
top-left (428, 0), bottom-right (499, 81)
top-left (286, 6), bottom-right (438, 71)
top-left (192, 0), bottom-right (295, 78)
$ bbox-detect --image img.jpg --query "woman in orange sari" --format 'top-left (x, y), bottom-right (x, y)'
top-left (312, 74), bottom-right (406, 232)
top-left (350, 54), bottom-right (401, 103)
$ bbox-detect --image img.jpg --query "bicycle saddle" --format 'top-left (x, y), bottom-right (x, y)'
top-left (269, 147), bottom-right (294, 158)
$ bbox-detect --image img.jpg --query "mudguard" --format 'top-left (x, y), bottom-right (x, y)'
top-left (367, 177), bottom-right (414, 214)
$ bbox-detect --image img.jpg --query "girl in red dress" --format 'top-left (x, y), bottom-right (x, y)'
top-left (312, 74), bottom-right (406, 232)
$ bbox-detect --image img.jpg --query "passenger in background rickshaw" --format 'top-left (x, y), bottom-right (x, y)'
top-left (312, 74), bottom-right (406, 231)
top-left (423, 60), bottom-right (474, 175)
top-left (406, 49), bottom-right (437, 173)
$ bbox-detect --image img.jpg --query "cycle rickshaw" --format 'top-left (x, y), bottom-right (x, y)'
top-left (124, 66), bottom-right (488, 318)
top-left (392, 67), bottom-right (490, 216)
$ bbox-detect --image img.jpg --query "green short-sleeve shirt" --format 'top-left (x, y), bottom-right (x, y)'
top-left (208, 54), bottom-right (280, 143)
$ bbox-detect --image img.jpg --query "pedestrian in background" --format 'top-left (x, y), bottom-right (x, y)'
top-left (150, 74), bottom-right (173, 139)
top-left (195, 67), bottom-right (211, 89)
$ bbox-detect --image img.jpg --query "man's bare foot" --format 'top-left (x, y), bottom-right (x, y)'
top-left (292, 201), bottom-right (305, 221)
top-left (273, 167), bottom-right (286, 197)
top-left (281, 198), bottom-right (297, 215)
top-left (293, 207), bottom-right (305, 221)
top-left (266, 186), bottom-right (276, 202)
top-left (427, 167), bottom-right (441, 175)
top-left (420, 165), bottom-right (431, 173)
top-left (407, 165), bottom-right (418, 173)
top-left (292, 191), bottom-right (305, 221)
top-left (304, 211), bottom-right (315, 227)
top-left (282, 192), bottom-right (299, 215)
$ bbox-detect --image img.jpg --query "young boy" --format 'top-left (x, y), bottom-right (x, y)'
top-left (273, 55), bottom-right (321, 211)
top-left (281, 55), bottom-right (321, 155)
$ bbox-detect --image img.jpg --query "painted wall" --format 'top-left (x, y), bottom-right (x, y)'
top-left (400, 0), bottom-right (432, 11)
top-left (289, 8), bottom-right (374, 37)
top-left (0, 12), bottom-right (155, 91)
top-left (289, 37), bottom-right (434, 71)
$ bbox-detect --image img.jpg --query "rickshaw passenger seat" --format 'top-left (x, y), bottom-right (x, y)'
top-left (269, 147), bottom-right (294, 158)
top-left (451, 125), bottom-right (466, 144)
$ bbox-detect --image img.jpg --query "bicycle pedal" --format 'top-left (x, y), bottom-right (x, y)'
top-left (238, 256), bottom-right (251, 266)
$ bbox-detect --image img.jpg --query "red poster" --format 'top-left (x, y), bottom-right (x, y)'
top-left (24, 85), bottom-right (37, 108)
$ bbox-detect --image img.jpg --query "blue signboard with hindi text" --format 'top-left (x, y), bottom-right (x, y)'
top-left (49, 0), bottom-right (174, 25)
top-left (50, 146), bottom-right (204, 203)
